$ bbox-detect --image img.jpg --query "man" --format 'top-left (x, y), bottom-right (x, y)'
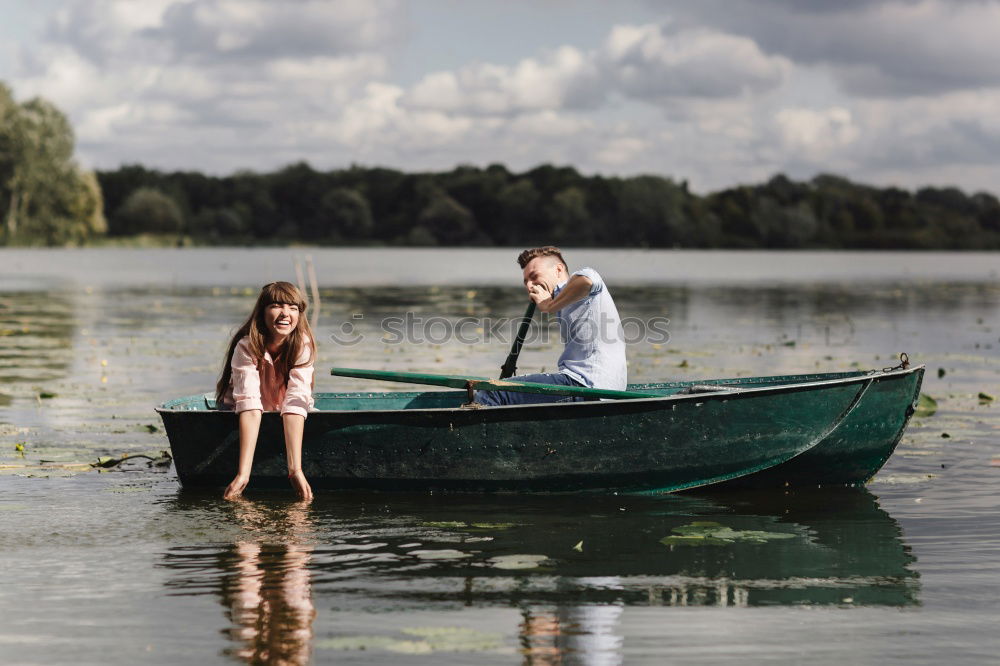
top-left (476, 246), bottom-right (627, 406)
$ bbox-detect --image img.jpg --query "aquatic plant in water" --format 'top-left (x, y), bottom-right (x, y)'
top-left (317, 626), bottom-right (508, 654)
top-left (660, 521), bottom-right (797, 547)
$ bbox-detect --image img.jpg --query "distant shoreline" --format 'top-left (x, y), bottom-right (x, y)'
top-left (86, 163), bottom-right (1000, 251)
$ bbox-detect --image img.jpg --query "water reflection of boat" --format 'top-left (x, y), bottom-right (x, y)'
top-left (157, 488), bottom-right (917, 662)
top-left (161, 487), bottom-right (917, 614)
top-left (361, 487), bottom-right (921, 608)
top-left (157, 366), bottom-right (923, 493)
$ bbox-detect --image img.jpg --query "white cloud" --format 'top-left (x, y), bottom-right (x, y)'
top-left (672, 0), bottom-right (1000, 96)
top-left (405, 45), bottom-right (602, 115)
top-left (775, 107), bottom-right (860, 156)
top-left (601, 24), bottom-right (790, 100)
top-left (42, 0), bottom-right (174, 66)
top-left (404, 23), bottom-right (789, 117)
top-left (594, 136), bottom-right (647, 166)
top-left (507, 111), bottom-right (594, 138)
top-left (6, 0), bottom-right (1000, 195)
top-left (109, 0), bottom-right (402, 62)
top-left (852, 89), bottom-right (1000, 171)
top-left (12, 0), bottom-right (399, 167)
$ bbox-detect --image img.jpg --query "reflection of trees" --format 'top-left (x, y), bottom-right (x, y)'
top-left (218, 501), bottom-right (316, 666)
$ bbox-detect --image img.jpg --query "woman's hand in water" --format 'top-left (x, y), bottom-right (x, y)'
top-left (223, 473), bottom-right (250, 500)
top-left (288, 469), bottom-right (313, 501)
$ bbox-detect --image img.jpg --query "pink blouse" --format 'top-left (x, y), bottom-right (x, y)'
top-left (221, 336), bottom-right (315, 417)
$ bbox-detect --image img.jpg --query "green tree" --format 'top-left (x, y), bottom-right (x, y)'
top-left (112, 187), bottom-right (184, 235)
top-left (878, 187), bottom-right (924, 231)
top-left (973, 192), bottom-right (1000, 233)
top-left (441, 164), bottom-right (507, 238)
top-left (546, 186), bottom-right (591, 243)
top-left (405, 225), bottom-right (437, 246)
top-left (191, 206), bottom-right (248, 241)
top-left (0, 82), bottom-right (105, 245)
top-left (618, 176), bottom-right (686, 246)
top-left (316, 187), bottom-right (374, 241)
top-left (494, 178), bottom-right (540, 245)
top-left (88, 159), bottom-right (1000, 250)
top-left (752, 198), bottom-right (819, 248)
top-left (418, 191), bottom-right (478, 244)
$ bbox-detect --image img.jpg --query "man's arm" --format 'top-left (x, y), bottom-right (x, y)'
top-left (529, 274), bottom-right (593, 313)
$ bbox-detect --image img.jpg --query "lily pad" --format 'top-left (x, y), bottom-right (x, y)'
top-left (469, 522), bottom-right (516, 529)
top-left (318, 627), bottom-right (505, 654)
top-left (660, 521), bottom-right (797, 547)
top-left (409, 549), bottom-right (471, 560)
top-left (487, 554), bottom-right (550, 570)
top-left (421, 520), bottom-right (516, 530)
top-left (660, 534), bottom-right (733, 546)
top-left (914, 393), bottom-right (938, 417)
top-left (421, 521), bottom-right (466, 528)
top-left (402, 626), bottom-right (505, 652)
top-left (317, 635), bottom-right (406, 651)
top-left (870, 473), bottom-right (935, 485)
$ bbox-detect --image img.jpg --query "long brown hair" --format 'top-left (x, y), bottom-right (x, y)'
top-left (216, 281), bottom-right (316, 405)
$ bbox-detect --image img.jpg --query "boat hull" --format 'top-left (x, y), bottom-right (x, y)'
top-left (722, 368), bottom-right (923, 487)
top-left (156, 367), bottom-right (922, 493)
top-left (634, 366), bottom-right (925, 488)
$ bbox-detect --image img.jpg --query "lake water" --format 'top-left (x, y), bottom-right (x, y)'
top-left (1, 248), bottom-right (998, 664)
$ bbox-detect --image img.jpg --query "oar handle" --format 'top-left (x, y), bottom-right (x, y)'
top-left (500, 301), bottom-right (536, 379)
top-left (331, 367), bottom-right (660, 400)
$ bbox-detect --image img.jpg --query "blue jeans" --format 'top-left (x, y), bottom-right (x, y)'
top-left (474, 372), bottom-right (586, 407)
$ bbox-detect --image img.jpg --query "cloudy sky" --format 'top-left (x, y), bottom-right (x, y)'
top-left (3, 0), bottom-right (999, 193)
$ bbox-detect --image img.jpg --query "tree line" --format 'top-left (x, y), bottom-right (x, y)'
top-left (94, 162), bottom-right (1000, 249)
top-left (3, 81), bottom-right (999, 249)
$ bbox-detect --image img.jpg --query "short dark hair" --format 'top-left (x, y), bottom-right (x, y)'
top-left (517, 246), bottom-right (567, 269)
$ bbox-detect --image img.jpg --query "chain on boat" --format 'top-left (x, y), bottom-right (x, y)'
top-left (882, 352), bottom-right (910, 372)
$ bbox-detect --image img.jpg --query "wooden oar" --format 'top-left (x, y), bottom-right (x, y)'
top-left (330, 367), bottom-right (660, 401)
top-left (499, 301), bottom-right (535, 379)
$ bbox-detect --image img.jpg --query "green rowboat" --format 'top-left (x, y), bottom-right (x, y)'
top-left (155, 364), bottom-right (923, 493)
